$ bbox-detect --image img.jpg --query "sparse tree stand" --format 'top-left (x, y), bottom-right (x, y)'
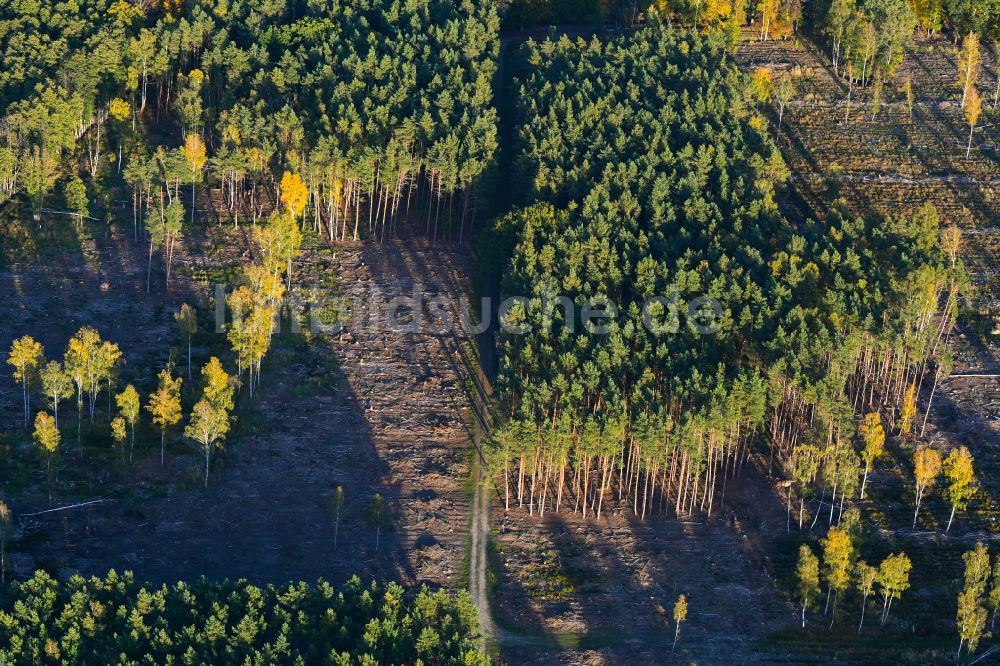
top-left (33, 411), bottom-right (60, 505)
top-left (7, 335), bottom-right (43, 429)
top-left (366, 493), bottom-right (387, 554)
top-left (672, 594), bottom-right (687, 652)
top-left (796, 544), bottom-right (820, 628)
top-left (912, 446), bottom-right (942, 528)
top-left (0, 501), bottom-right (11, 583)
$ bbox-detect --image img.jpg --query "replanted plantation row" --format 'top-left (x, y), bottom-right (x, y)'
top-left (484, 18), bottom-right (963, 535)
top-left (0, 0), bottom-right (499, 243)
top-left (0, 570), bottom-right (487, 665)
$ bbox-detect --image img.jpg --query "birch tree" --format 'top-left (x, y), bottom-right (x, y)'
top-left (944, 445), bottom-right (975, 532)
top-left (796, 544), bottom-right (820, 627)
top-left (185, 398), bottom-right (230, 488)
top-left (965, 86), bottom-right (981, 158)
top-left (877, 552), bottom-right (911, 626)
top-left (147, 369), bottom-right (182, 465)
top-left (957, 542), bottom-right (990, 661)
top-left (331, 485), bottom-right (345, 551)
top-left (366, 493), bottom-right (388, 553)
top-left (175, 304), bottom-right (197, 379)
top-left (40, 361), bottom-right (72, 427)
top-left (672, 594), bottom-right (687, 651)
top-left (7, 335), bottom-right (43, 429)
top-left (33, 411), bottom-right (60, 504)
top-left (821, 527), bottom-right (854, 626)
top-left (958, 32), bottom-right (980, 109)
top-left (859, 412), bottom-right (885, 500)
top-left (116, 385), bottom-right (140, 462)
top-left (912, 445), bottom-right (942, 528)
top-left (855, 561), bottom-right (877, 632)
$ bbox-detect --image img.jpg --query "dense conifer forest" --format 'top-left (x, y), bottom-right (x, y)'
top-left (484, 21), bottom-right (962, 529)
